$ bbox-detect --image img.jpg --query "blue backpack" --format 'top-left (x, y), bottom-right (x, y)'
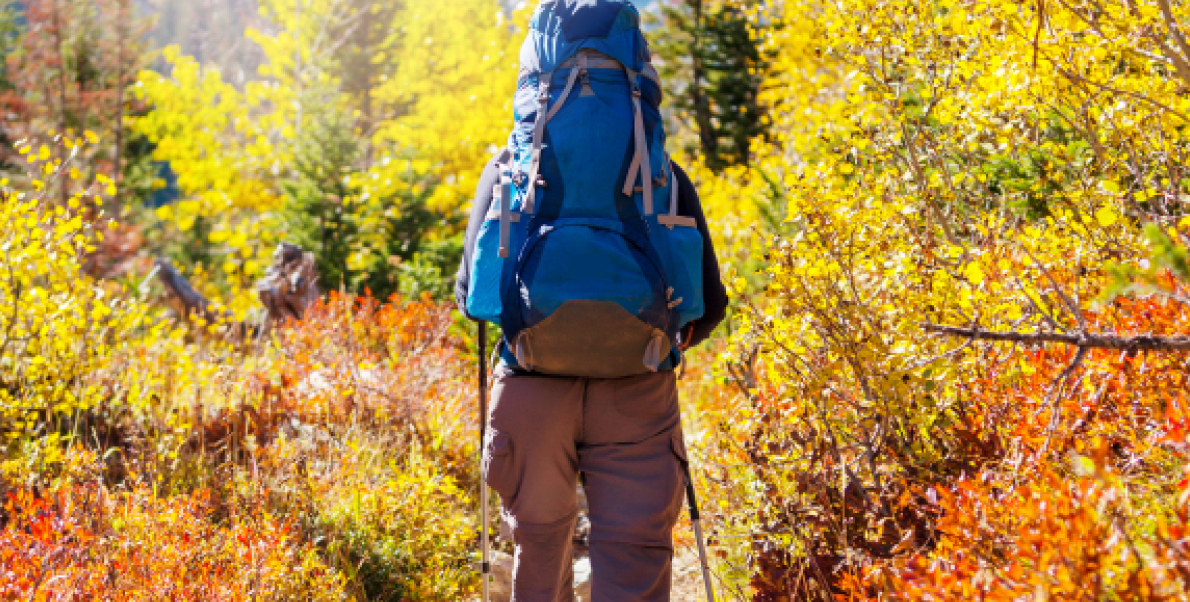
top-left (466, 0), bottom-right (704, 378)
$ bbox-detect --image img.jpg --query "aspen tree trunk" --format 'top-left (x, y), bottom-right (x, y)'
top-left (51, 0), bottom-right (71, 208)
top-left (294, 0), bottom-right (303, 139)
top-left (113, 0), bottom-right (128, 212)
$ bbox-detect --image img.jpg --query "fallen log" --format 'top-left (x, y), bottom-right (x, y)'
top-left (153, 242), bottom-right (321, 340)
top-left (154, 258), bottom-right (224, 326)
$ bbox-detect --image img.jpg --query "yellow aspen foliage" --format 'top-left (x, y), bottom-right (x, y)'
top-left (0, 152), bottom-right (144, 439)
top-left (135, 0), bottom-right (522, 300)
top-left (695, 0), bottom-right (1190, 596)
top-left (133, 44), bottom-right (291, 300)
top-left (366, 0), bottom-right (523, 215)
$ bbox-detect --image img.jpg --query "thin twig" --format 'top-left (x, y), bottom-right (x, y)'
top-left (1018, 244), bottom-right (1087, 330)
top-left (1037, 345), bottom-right (1089, 457)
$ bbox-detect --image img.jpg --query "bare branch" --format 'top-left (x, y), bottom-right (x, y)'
top-left (1156, 0), bottom-right (1190, 89)
top-left (921, 323), bottom-right (1190, 351)
top-left (1036, 344), bottom-right (1088, 458)
top-left (1057, 65), bottom-right (1190, 123)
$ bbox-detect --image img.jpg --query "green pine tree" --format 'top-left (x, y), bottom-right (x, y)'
top-left (278, 94), bottom-right (366, 295)
top-left (273, 0), bottom-right (462, 301)
top-left (650, 0), bottom-right (770, 171)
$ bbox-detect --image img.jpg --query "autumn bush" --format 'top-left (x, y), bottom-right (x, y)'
top-left (0, 139), bottom-right (143, 444)
top-left (1, 155), bottom-right (483, 598)
top-left (97, 292), bottom-right (481, 600)
top-left (679, 0), bottom-right (1190, 598)
top-left (2, 290), bottom-right (484, 599)
top-left (6, 0), bottom-right (1190, 599)
top-left (0, 471), bottom-right (348, 601)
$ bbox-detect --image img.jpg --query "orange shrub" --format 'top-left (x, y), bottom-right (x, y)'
top-left (0, 484), bottom-right (348, 601)
top-left (731, 268), bottom-right (1190, 599)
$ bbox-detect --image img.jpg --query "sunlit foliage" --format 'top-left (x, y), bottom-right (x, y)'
top-left (684, 0), bottom-right (1190, 597)
top-left (133, 0), bottom-right (520, 299)
top-left (0, 139), bottom-right (142, 442)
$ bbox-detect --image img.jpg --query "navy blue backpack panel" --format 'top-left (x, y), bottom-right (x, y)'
top-left (467, 0), bottom-right (704, 378)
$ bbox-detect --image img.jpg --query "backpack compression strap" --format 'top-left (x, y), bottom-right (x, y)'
top-left (657, 158), bottom-right (697, 230)
top-left (523, 54), bottom-right (588, 216)
top-left (522, 51), bottom-right (665, 218)
top-left (494, 162), bottom-right (515, 258)
top-left (621, 68), bottom-right (654, 216)
top-left (493, 60), bottom-right (586, 258)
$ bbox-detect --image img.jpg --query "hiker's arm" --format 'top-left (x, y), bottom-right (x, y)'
top-left (454, 154), bottom-right (501, 319)
top-left (672, 163), bottom-right (729, 348)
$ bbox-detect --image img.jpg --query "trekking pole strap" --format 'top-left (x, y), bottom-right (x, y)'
top-left (680, 461), bottom-right (700, 518)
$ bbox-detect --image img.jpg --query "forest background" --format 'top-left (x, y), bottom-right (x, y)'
top-left (1, 0), bottom-right (1189, 600)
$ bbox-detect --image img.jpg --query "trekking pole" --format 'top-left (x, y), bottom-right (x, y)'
top-left (478, 321), bottom-right (491, 602)
top-left (681, 460), bottom-right (717, 602)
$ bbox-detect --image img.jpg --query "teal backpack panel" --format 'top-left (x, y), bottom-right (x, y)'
top-left (466, 0), bottom-right (704, 377)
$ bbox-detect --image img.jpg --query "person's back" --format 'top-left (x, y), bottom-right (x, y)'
top-left (455, 1), bottom-right (727, 599)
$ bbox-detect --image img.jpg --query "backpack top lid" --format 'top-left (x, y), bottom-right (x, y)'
top-left (519, 0), bottom-right (650, 81)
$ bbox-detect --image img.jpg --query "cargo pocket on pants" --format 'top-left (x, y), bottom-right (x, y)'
top-left (483, 432), bottom-right (518, 502)
top-left (667, 429), bottom-right (690, 527)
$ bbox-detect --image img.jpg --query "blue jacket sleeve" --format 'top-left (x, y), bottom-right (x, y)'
top-left (454, 155), bottom-right (501, 320)
top-left (671, 163), bottom-right (728, 348)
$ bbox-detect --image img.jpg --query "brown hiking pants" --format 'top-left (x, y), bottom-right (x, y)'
top-left (483, 370), bottom-right (688, 601)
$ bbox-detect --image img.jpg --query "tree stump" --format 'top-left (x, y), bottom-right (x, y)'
top-left (257, 242), bottom-right (320, 325)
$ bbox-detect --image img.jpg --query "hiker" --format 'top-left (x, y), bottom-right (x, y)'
top-left (455, 1), bottom-right (727, 600)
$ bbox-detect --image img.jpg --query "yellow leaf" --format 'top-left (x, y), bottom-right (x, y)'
top-left (964, 262), bottom-right (985, 285)
top-left (1095, 207), bottom-right (1118, 228)
top-left (84, 130), bottom-right (99, 143)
